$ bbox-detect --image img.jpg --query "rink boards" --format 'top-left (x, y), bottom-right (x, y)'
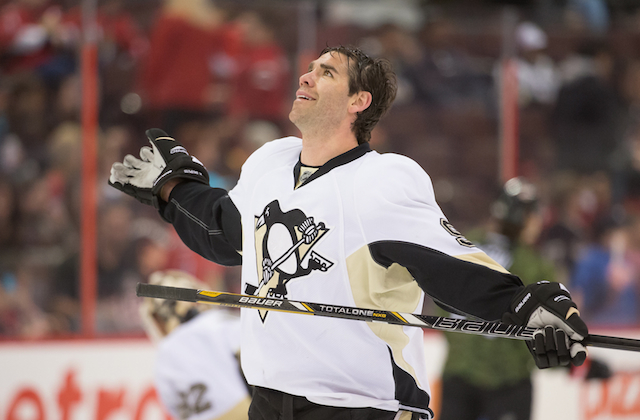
top-left (1, 329), bottom-right (639, 420)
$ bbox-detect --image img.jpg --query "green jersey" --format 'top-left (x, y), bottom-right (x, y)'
top-left (441, 232), bottom-right (556, 388)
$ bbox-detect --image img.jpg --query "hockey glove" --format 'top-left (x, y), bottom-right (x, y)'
top-left (502, 281), bottom-right (589, 369)
top-left (109, 128), bottom-right (209, 208)
top-left (109, 145), bottom-right (160, 206)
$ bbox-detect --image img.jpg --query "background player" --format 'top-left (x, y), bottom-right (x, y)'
top-left (140, 270), bottom-right (251, 420)
top-left (438, 177), bottom-right (551, 420)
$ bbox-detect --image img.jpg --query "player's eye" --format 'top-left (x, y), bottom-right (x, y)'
top-left (324, 69), bottom-right (333, 77)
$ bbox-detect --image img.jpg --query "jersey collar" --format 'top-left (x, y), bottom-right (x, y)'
top-left (293, 142), bottom-right (372, 189)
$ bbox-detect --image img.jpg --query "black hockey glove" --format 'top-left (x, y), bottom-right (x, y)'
top-left (502, 281), bottom-right (588, 369)
top-left (109, 128), bottom-right (209, 208)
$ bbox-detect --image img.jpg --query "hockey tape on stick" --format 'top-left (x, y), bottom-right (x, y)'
top-left (135, 283), bottom-right (640, 352)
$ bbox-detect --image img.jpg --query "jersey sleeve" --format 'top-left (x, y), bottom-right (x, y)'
top-left (161, 138), bottom-right (301, 267)
top-left (162, 182), bottom-right (242, 266)
top-left (354, 154), bottom-right (523, 321)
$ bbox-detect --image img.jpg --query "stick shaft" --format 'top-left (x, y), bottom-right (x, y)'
top-left (136, 283), bottom-right (640, 352)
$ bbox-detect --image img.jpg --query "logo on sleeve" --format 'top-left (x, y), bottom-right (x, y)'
top-left (246, 200), bottom-right (333, 322)
top-left (440, 219), bottom-right (475, 248)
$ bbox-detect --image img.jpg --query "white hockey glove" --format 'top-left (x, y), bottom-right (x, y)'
top-left (109, 144), bottom-right (160, 206)
top-left (109, 128), bottom-right (209, 208)
top-left (502, 281), bottom-right (589, 369)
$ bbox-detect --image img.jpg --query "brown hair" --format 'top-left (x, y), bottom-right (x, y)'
top-left (320, 45), bottom-right (397, 144)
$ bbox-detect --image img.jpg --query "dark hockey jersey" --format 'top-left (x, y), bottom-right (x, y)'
top-left (162, 137), bottom-right (524, 416)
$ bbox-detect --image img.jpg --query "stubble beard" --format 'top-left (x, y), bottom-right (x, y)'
top-left (290, 101), bottom-right (342, 140)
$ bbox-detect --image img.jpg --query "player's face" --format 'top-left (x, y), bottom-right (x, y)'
top-left (289, 52), bottom-right (353, 132)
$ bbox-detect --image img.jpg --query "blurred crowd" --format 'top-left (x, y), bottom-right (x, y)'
top-left (2, 0), bottom-right (640, 338)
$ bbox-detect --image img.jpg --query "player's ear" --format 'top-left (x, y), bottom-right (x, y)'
top-left (348, 91), bottom-right (372, 114)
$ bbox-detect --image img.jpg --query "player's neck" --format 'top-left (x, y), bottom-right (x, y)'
top-left (300, 124), bottom-right (358, 166)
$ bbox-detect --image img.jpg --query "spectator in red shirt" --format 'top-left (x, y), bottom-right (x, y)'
top-left (0, 0), bottom-right (73, 85)
top-left (60, 0), bottom-right (148, 124)
top-left (137, 0), bottom-right (240, 135)
top-left (228, 9), bottom-right (290, 132)
top-left (60, 0), bottom-right (147, 62)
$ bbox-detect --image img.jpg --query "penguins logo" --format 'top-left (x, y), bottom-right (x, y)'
top-left (247, 200), bottom-right (333, 322)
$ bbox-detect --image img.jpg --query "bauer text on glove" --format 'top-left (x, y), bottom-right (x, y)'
top-left (503, 281), bottom-right (589, 369)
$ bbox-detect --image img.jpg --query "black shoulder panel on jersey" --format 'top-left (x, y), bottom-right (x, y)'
top-left (163, 181), bottom-right (242, 266)
top-left (369, 241), bottom-right (524, 321)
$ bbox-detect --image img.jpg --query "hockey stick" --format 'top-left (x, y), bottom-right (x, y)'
top-left (136, 283), bottom-right (640, 352)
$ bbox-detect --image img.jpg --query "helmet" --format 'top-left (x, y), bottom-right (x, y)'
top-left (140, 270), bottom-right (206, 342)
top-left (491, 177), bottom-right (538, 239)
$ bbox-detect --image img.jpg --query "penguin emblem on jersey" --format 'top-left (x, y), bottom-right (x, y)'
top-left (247, 200), bottom-right (333, 322)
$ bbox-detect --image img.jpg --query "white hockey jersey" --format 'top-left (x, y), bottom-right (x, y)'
top-left (163, 137), bottom-right (523, 417)
top-left (154, 310), bottom-right (250, 420)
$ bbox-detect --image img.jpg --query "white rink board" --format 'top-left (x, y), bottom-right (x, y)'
top-left (0, 338), bottom-right (170, 420)
top-left (1, 331), bottom-right (640, 420)
top-left (532, 329), bottom-right (640, 420)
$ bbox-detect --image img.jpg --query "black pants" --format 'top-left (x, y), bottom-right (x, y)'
top-left (248, 386), bottom-right (401, 420)
top-left (438, 376), bottom-right (532, 420)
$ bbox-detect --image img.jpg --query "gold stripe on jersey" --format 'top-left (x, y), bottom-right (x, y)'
top-left (346, 245), bottom-right (424, 387)
top-left (397, 411), bottom-right (414, 420)
top-left (453, 252), bottom-right (509, 273)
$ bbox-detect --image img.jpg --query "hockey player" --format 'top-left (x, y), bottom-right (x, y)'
top-left (140, 270), bottom-right (251, 420)
top-left (438, 177), bottom-right (552, 420)
top-left (110, 45), bottom-right (589, 420)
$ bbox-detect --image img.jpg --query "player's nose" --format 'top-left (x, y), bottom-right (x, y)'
top-left (299, 70), bottom-right (315, 87)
